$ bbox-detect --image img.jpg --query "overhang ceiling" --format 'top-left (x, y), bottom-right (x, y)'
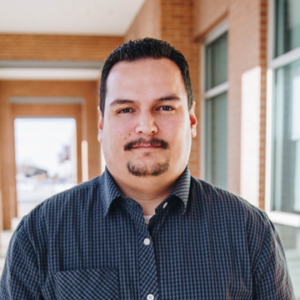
top-left (0, 0), bottom-right (146, 36)
top-left (0, 0), bottom-right (146, 80)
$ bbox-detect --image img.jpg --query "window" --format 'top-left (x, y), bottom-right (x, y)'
top-left (275, 0), bottom-right (300, 57)
top-left (14, 118), bottom-right (77, 217)
top-left (272, 60), bottom-right (300, 214)
top-left (267, 1), bottom-right (300, 296)
top-left (268, 0), bottom-right (300, 219)
top-left (203, 28), bottom-right (228, 190)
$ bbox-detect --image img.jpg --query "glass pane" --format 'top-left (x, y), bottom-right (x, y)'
top-left (205, 33), bottom-right (228, 90)
top-left (14, 118), bottom-right (77, 217)
top-left (274, 223), bottom-right (300, 299)
top-left (275, 0), bottom-right (300, 57)
top-left (272, 59), bottom-right (300, 213)
top-left (205, 92), bottom-right (227, 189)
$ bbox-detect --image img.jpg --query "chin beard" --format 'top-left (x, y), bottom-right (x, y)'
top-left (127, 161), bottom-right (169, 177)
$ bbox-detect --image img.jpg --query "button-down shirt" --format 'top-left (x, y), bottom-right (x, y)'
top-left (0, 167), bottom-right (295, 299)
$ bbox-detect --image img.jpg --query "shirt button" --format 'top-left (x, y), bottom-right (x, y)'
top-left (147, 294), bottom-right (154, 300)
top-left (163, 202), bottom-right (168, 209)
top-left (144, 238), bottom-right (151, 245)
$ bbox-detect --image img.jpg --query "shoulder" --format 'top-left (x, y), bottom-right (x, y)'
top-left (189, 178), bottom-right (291, 283)
top-left (190, 176), bottom-right (268, 222)
top-left (19, 176), bottom-right (104, 239)
top-left (190, 177), bottom-right (273, 253)
top-left (37, 175), bottom-right (101, 210)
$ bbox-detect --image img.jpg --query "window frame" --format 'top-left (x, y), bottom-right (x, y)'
top-left (265, 0), bottom-right (300, 227)
top-left (201, 20), bottom-right (229, 184)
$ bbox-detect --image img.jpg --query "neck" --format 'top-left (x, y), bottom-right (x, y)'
top-left (112, 173), bottom-right (178, 215)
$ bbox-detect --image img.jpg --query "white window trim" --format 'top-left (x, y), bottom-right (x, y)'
top-left (203, 20), bottom-right (229, 46)
top-left (204, 82), bottom-right (229, 99)
top-left (265, 0), bottom-right (300, 227)
top-left (201, 20), bottom-right (229, 181)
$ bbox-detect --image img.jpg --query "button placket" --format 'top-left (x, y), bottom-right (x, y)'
top-left (126, 198), bottom-right (159, 300)
top-left (144, 238), bottom-right (151, 245)
top-left (138, 230), bottom-right (159, 300)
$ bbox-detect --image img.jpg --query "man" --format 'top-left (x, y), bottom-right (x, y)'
top-left (0, 38), bottom-right (295, 299)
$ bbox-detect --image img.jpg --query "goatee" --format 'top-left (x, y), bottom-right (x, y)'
top-left (127, 160), bottom-right (169, 177)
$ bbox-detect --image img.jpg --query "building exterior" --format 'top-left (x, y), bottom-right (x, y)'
top-left (0, 0), bottom-right (299, 292)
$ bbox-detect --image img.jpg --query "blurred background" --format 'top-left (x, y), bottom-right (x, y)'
top-left (0, 0), bottom-right (299, 297)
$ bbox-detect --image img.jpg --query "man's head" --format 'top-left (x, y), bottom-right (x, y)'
top-left (98, 38), bottom-right (197, 185)
top-left (100, 38), bottom-right (194, 116)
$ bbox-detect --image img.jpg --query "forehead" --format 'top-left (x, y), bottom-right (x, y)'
top-left (105, 58), bottom-right (187, 104)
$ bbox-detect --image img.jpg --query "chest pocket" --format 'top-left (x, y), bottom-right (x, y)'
top-left (55, 268), bottom-right (119, 300)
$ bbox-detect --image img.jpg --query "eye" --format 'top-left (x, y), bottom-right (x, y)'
top-left (159, 106), bottom-right (174, 111)
top-left (118, 108), bottom-right (133, 114)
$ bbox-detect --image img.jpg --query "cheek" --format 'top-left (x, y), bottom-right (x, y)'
top-left (109, 123), bottom-right (132, 143)
top-left (161, 119), bottom-right (191, 152)
top-left (160, 118), bottom-right (186, 138)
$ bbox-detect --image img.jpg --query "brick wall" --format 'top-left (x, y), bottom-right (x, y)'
top-left (0, 0), bottom-right (270, 232)
top-left (160, 0), bottom-right (201, 178)
top-left (194, 0), bottom-right (230, 37)
top-left (228, 0), bottom-right (266, 205)
top-left (124, 0), bottom-right (201, 178)
top-left (228, 0), bottom-right (260, 196)
top-left (0, 80), bottom-right (100, 229)
top-left (0, 81), bottom-right (17, 229)
top-left (0, 34), bottom-right (123, 60)
top-left (258, 0), bottom-right (268, 209)
top-left (125, 0), bottom-right (161, 41)
top-left (0, 33), bottom-right (123, 229)
top-left (0, 143), bottom-right (3, 246)
top-left (191, 0), bottom-right (268, 208)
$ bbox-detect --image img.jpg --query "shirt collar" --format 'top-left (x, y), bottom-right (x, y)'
top-left (101, 165), bottom-right (191, 216)
top-left (101, 167), bottom-right (123, 216)
top-left (168, 165), bottom-right (191, 213)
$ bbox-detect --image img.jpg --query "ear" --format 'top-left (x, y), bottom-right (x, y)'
top-left (189, 102), bottom-right (197, 138)
top-left (97, 106), bottom-right (104, 142)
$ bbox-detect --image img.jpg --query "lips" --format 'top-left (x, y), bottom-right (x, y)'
top-left (132, 142), bottom-right (160, 148)
top-left (124, 138), bottom-right (169, 151)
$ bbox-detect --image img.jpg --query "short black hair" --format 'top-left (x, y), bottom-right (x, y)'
top-left (99, 38), bottom-right (194, 115)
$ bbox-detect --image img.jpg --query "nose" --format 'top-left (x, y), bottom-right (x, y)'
top-left (135, 111), bottom-right (158, 136)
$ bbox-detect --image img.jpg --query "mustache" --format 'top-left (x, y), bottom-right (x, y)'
top-left (124, 138), bottom-right (169, 151)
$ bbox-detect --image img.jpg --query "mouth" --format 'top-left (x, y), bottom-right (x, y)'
top-left (124, 138), bottom-right (169, 151)
top-left (132, 145), bottom-right (162, 150)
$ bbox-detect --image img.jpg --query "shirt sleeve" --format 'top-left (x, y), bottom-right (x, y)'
top-left (0, 222), bottom-right (41, 299)
top-left (253, 216), bottom-right (296, 300)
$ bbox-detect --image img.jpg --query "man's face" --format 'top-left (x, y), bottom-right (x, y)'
top-left (98, 58), bottom-right (197, 182)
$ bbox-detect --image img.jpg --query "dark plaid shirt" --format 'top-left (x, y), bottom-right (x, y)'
top-left (0, 167), bottom-right (295, 299)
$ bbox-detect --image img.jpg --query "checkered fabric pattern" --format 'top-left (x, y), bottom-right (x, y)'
top-left (0, 166), bottom-right (295, 299)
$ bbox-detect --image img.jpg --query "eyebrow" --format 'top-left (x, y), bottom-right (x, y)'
top-left (109, 94), bottom-right (181, 107)
top-left (110, 99), bottom-right (134, 107)
top-left (156, 94), bottom-right (181, 102)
